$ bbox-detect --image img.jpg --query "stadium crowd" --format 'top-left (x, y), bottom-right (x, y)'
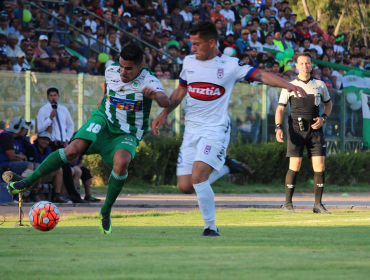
top-left (0, 0), bottom-right (369, 84)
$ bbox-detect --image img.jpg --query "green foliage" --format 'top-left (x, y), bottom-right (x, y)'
top-left (85, 135), bottom-right (370, 187)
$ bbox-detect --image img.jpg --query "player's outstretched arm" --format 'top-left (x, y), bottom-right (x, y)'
top-left (142, 87), bottom-right (171, 108)
top-left (253, 71), bottom-right (308, 98)
top-left (151, 85), bottom-right (187, 136)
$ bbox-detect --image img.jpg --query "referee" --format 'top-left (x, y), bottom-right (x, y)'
top-left (275, 52), bottom-right (332, 214)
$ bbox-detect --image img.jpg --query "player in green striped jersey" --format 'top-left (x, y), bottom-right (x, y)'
top-left (6, 44), bottom-right (170, 234)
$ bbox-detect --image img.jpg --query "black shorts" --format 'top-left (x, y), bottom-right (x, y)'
top-left (287, 118), bottom-right (326, 158)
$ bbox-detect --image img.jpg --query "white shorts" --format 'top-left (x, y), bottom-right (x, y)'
top-left (176, 132), bottom-right (230, 176)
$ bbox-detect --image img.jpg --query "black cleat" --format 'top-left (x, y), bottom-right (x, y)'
top-left (7, 180), bottom-right (30, 195)
top-left (71, 196), bottom-right (90, 203)
top-left (225, 156), bottom-right (253, 175)
top-left (283, 203), bottom-right (295, 213)
top-left (100, 213), bottom-right (112, 234)
top-left (84, 195), bottom-right (101, 202)
top-left (201, 227), bottom-right (220, 237)
top-left (313, 204), bottom-right (331, 214)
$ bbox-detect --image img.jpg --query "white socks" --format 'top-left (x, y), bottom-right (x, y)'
top-left (193, 180), bottom-right (217, 230)
top-left (208, 165), bottom-right (230, 184)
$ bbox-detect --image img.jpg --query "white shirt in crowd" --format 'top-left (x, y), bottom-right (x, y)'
top-left (309, 43), bottom-right (323, 56)
top-left (180, 10), bottom-right (193, 25)
top-left (263, 43), bottom-right (280, 53)
top-left (85, 19), bottom-right (97, 34)
top-left (249, 40), bottom-right (263, 53)
top-left (331, 70), bottom-right (345, 90)
top-left (37, 102), bottom-right (75, 142)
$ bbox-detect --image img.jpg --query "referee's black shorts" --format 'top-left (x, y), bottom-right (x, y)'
top-left (287, 117), bottom-right (326, 158)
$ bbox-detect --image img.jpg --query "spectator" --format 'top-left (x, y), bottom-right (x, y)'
top-left (7, 34), bottom-right (22, 59)
top-left (106, 32), bottom-right (121, 60)
top-left (103, 10), bottom-right (113, 23)
top-left (55, 15), bottom-right (70, 45)
top-left (135, 15), bottom-right (147, 37)
top-left (36, 87), bottom-right (88, 203)
top-left (0, 33), bottom-right (7, 55)
top-left (70, 56), bottom-right (80, 73)
top-left (320, 66), bottom-right (335, 88)
top-left (220, 0), bottom-right (234, 33)
top-left (263, 34), bottom-right (280, 55)
top-left (233, 20), bottom-right (242, 41)
top-left (0, 117), bottom-right (40, 201)
top-left (219, 31), bottom-right (238, 54)
top-left (37, 53), bottom-right (50, 73)
top-left (249, 30), bottom-right (263, 53)
top-left (24, 131), bottom-right (67, 203)
top-left (19, 38), bottom-right (30, 55)
top-left (46, 36), bottom-right (60, 57)
top-left (0, 11), bottom-right (9, 36)
top-left (48, 57), bottom-right (57, 72)
top-left (180, 1), bottom-right (193, 31)
top-left (91, 0), bottom-right (103, 18)
top-left (210, 2), bottom-right (226, 26)
top-left (282, 31), bottom-right (297, 50)
top-left (170, 6), bottom-right (184, 37)
top-left (119, 12), bottom-right (132, 30)
top-left (198, 0), bottom-right (209, 21)
top-left (16, 27), bottom-right (32, 48)
top-left (298, 38), bottom-right (311, 53)
top-left (56, 44), bottom-right (65, 59)
top-left (325, 46), bottom-right (336, 63)
top-left (323, 24), bottom-right (335, 43)
top-left (235, 29), bottom-right (249, 54)
top-left (13, 52), bottom-right (27, 73)
top-left (29, 35), bottom-right (41, 57)
top-left (163, 70), bottom-right (171, 79)
top-left (24, 49), bottom-right (34, 70)
top-left (91, 34), bottom-right (105, 56)
top-left (84, 57), bottom-right (99, 75)
top-left (309, 33), bottom-right (323, 55)
top-left (276, 8), bottom-right (287, 29)
top-left (239, 4), bottom-right (251, 29)
top-left (85, 9), bottom-right (97, 33)
top-left (161, 14), bottom-right (173, 32)
top-left (156, 70), bottom-right (164, 79)
top-left (57, 51), bottom-right (71, 71)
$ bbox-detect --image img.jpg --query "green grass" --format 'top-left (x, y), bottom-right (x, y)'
top-left (89, 180), bottom-right (370, 194)
top-left (1, 209), bottom-right (370, 279)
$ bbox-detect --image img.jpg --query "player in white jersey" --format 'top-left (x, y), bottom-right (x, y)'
top-left (152, 21), bottom-right (308, 236)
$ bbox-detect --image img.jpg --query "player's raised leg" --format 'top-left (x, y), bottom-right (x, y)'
top-left (7, 139), bottom-right (90, 195)
top-left (100, 149), bottom-right (131, 234)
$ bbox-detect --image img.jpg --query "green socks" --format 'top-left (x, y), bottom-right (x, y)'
top-left (101, 171), bottom-right (127, 214)
top-left (24, 149), bottom-right (69, 186)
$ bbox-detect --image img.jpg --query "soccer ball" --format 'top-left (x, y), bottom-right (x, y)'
top-left (29, 201), bottom-right (60, 231)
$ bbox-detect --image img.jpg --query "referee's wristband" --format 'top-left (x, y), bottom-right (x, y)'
top-left (321, 114), bottom-right (328, 123)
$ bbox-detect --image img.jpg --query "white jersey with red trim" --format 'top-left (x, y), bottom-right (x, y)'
top-left (179, 53), bottom-right (258, 135)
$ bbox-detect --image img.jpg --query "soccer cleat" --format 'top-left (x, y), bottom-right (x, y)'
top-left (225, 156), bottom-right (254, 175)
top-left (313, 204), bottom-right (331, 214)
top-left (52, 193), bottom-right (68, 203)
top-left (84, 195), bottom-right (101, 202)
top-left (201, 227), bottom-right (220, 237)
top-left (283, 203), bottom-right (295, 213)
top-left (2, 171), bottom-right (23, 183)
top-left (100, 213), bottom-right (112, 234)
top-left (6, 180), bottom-right (30, 195)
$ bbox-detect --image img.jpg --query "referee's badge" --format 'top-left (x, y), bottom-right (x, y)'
top-left (315, 93), bottom-right (321, 106)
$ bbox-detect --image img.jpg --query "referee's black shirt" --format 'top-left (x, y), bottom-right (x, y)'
top-left (278, 77), bottom-right (331, 122)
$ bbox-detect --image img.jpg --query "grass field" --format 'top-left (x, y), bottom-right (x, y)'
top-left (1, 209), bottom-right (370, 279)
top-left (89, 180), bottom-right (370, 194)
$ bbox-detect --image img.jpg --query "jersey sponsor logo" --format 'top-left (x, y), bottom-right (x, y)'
top-left (132, 80), bottom-right (140, 89)
top-left (204, 145), bottom-right (212, 155)
top-left (187, 70), bottom-right (194, 74)
top-left (111, 79), bottom-right (121, 83)
top-left (187, 82), bottom-right (226, 101)
top-left (124, 137), bottom-right (133, 141)
top-left (217, 68), bottom-right (224, 79)
top-left (107, 67), bottom-right (116, 72)
top-left (238, 60), bottom-right (246, 66)
top-left (107, 94), bottom-right (143, 111)
top-left (121, 141), bottom-right (135, 147)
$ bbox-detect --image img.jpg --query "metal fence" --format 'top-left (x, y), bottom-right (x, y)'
top-left (0, 71), bottom-right (366, 154)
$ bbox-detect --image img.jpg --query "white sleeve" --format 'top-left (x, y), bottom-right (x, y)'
top-left (233, 58), bottom-right (259, 82)
top-left (278, 88), bottom-right (290, 106)
top-left (105, 65), bottom-right (125, 92)
top-left (320, 82), bottom-right (331, 103)
top-left (144, 74), bottom-right (165, 93)
top-left (36, 106), bottom-right (52, 133)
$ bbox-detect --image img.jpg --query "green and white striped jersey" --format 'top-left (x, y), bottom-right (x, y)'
top-left (98, 64), bottom-right (164, 140)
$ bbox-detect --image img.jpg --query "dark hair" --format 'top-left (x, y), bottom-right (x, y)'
top-left (189, 20), bottom-right (218, 41)
top-left (353, 45), bottom-right (360, 50)
top-left (265, 34), bottom-right (273, 39)
top-left (47, 87), bottom-right (59, 96)
top-left (192, 10), bottom-right (200, 15)
top-left (0, 34), bottom-right (7, 40)
top-left (250, 30), bottom-right (257, 35)
top-left (297, 52), bottom-right (312, 62)
top-left (272, 61), bottom-right (280, 66)
top-left (302, 38), bottom-right (311, 44)
top-left (120, 43), bottom-right (143, 65)
top-left (21, 38), bottom-right (29, 45)
top-left (49, 58), bottom-right (57, 63)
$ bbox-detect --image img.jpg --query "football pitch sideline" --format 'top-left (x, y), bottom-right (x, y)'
top-left (1, 209), bottom-right (370, 280)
